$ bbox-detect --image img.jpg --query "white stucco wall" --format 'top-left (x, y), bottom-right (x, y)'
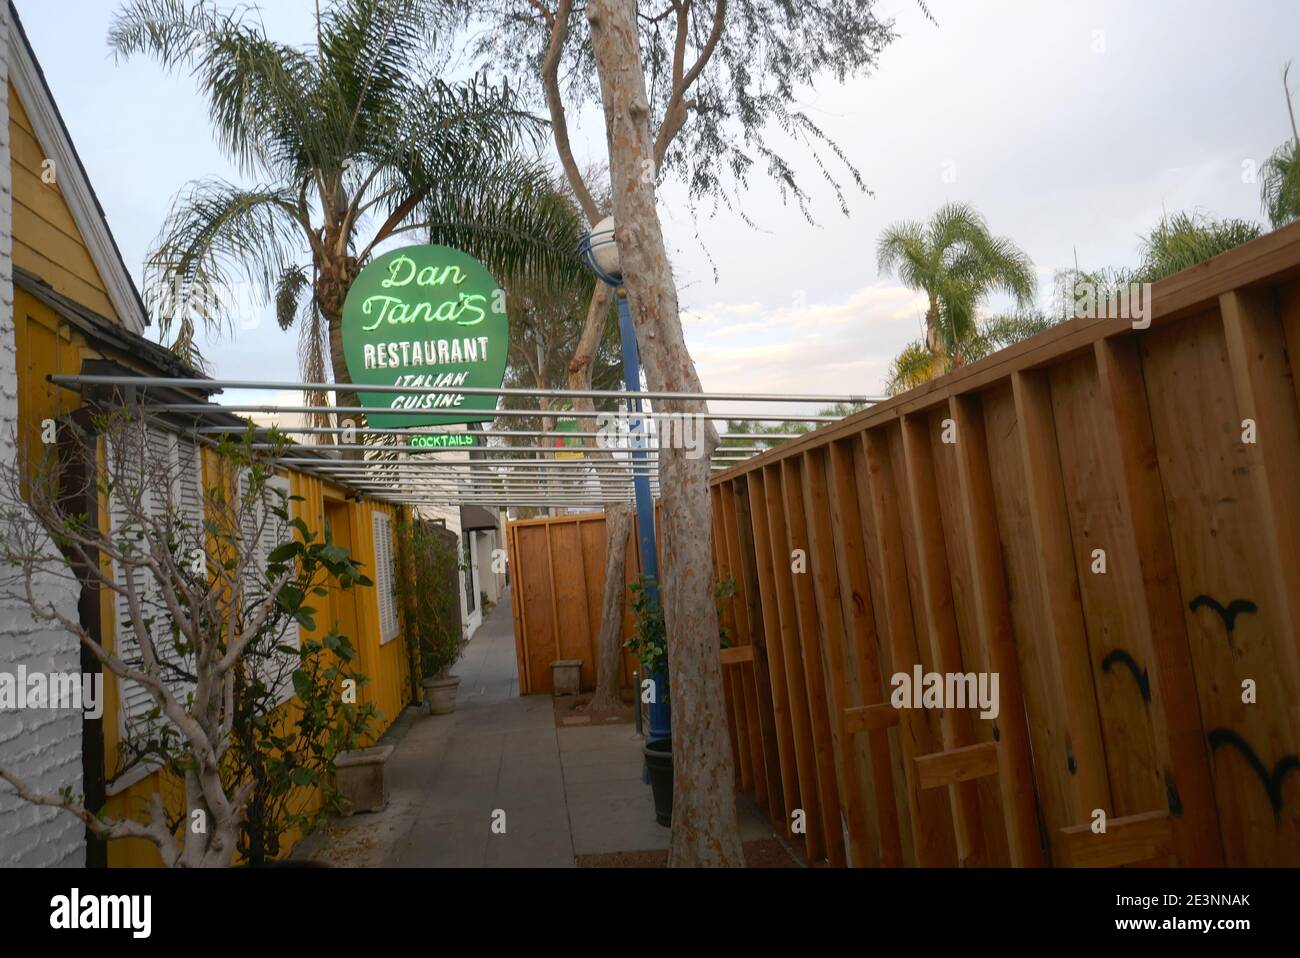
top-left (0, 3), bottom-right (85, 867)
top-left (475, 521), bottom-right (506, 606)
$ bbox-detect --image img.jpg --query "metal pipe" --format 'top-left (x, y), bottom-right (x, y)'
top-left (140, 403), bottom-right (841, 423)
top-left (241, 442), bottom-right (768, 455)
top-left (49, 373), bottom-right (883, 406)
top-left (191, 424), bottom-right (807, 441)
top-left (274, 457), bottom-right (668, 468)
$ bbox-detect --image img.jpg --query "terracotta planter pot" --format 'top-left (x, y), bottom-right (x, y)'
top-left (423, 675), bottom-right (461, 715)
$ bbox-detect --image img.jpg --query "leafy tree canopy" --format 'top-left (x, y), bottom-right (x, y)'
top-left (456, 0), bottom-right (925, 222)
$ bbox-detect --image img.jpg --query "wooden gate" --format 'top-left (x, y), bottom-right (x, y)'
top-left (506, 512), bottom-right (645, 695)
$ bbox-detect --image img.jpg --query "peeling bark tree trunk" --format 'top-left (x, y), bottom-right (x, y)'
top-left (569, 282), bottom-right (629, 712)
top-left (587, 500), bottom-right (630, 711)
top-left (587, 0), bottom-right (744, 867)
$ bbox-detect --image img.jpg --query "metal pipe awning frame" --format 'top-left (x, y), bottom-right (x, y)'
top-left (48, 374), bottom-right (881, 509)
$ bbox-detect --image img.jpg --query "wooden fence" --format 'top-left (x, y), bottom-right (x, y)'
top-left (506, 512), bottom-right (648, 695)
top-left (711, 221), bottom-right (1300, 867)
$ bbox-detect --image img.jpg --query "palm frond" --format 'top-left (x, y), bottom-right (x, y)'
top-left (876, 220), bottom-right (932, 293)
top-left (421, 163), bottom-right (589, 298)
top-left (928, 201), bottom-right (987, 259)
top-left (1261, 140), bottom-right (1300, 228)
top-left (963, 310), bottom-right (1055, 363)
top-left (318, 0), bottom-right (439, 156)
top-left (110, 0), bottom-right (317, 178)
top-left (960, 232), bottom-right (1037, 306)
top-left (144, 179), bottom-right (306, 340)
top-left (275, 264), bottom-right (311, 331)
top-left (886, 339), bottom-right (944, 395)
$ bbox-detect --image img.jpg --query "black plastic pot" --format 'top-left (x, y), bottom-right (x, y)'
top-left (643, 737), bottom-right (673, 827)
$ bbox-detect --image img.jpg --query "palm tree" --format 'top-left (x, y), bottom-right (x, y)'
top-left (1261, 62), bottom-right (1300, 229)
top-left (883, 312), bottom-right (1054, 395)
top-left (881, 206), bottom-right (1264, 397)
top-left (110, 0), bottom-right (572, 423)
top-left (876, 202), bottom-right (1036, 363)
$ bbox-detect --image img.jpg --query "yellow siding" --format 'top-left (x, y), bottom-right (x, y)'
top-left (12, 288), bottom-right (84, 472)
top-left (8, 82), bottom-right (118, 320)
top-left (350, 499), bottom-right (412, 738)
top-left (7, 72), bottom-right (415, 867)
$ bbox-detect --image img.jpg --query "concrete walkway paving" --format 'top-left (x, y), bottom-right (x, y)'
top-left (295, 587), bottom-right (755, 867)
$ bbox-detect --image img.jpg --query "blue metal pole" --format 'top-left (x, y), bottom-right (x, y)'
top-left (616, 291), bottom-right (669, 744)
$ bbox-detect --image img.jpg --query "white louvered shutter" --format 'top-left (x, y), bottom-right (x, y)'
top-left (110, 425), bottom-right (201, 741)
top-left (373, 512), bottom-right (398, 643)
top-left (237, 471), bottom-right (299, 701)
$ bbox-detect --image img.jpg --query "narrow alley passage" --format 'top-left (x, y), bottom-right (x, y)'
top-left (295, 589), bottom-right (756, 866)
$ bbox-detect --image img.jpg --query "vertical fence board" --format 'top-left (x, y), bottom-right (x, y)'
top-left (899, 413), bottom-right (989, 865)
top-left (801, 447), bottom-right (877, 865)
top-left (508, 523), bottom-right (529, 693)
top-left (761, 463), bottom-right (826, 861)
top-left (548, 520), bottom-right (594, 684)
top-left (712, 486), bottom-right (754, 793)
top-left (852, 436), bottom-right (919, 865)
top-left (948, 393), bottom-right (1044, 866)
top-left (744, 468), bottom-right (800, 837)
top-left (982, 384), bottom-right (1073, 862)
top-left (1011, 370), bottom-right (1113, 845)
top-left (826, 438), bottom-right (904, 867)
top-left (1221, 289), bottom-right (1300, 708)
top-left (859, 428), bottom-right (955, 866)
top-left (1142, 309), bottom-right (1300, 864)
top-left (720, 480), bottom-right (769, 809)
top-left (516, 524), bottom-right (559, 694)
top-left (733, 478), bottom-right (786, 825)
top-left (927, 412), bottom-right (1011, 866)
top-left (1093, 336), bottom-right (1223, 866)
top-left (780, 455), bottom-right (848, 866)
top-left (1047, 356), bottom-right (1168, 831)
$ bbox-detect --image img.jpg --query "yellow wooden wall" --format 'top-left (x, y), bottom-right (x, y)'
top-left (292, 474), bottom-right (413, 741)
top-left (8, 81), bottom-right (117, 320)
top-left (103, 472), bottom-right (414, 865)
top-left (12, 288), bottom-right (85, 469)
top-left (7, 75), bottom-right (414, 865)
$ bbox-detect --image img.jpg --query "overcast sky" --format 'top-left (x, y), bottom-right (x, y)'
top-left (16, 0), bottom-right (1300, 412)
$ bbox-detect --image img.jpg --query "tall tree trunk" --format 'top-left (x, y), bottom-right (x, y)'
top-left (317, 249), bottom-right (363, 447)
top-left (587, 0), bottom-right (744, 868)
top-left (925, 293), bottom-right (942, 356)
top-left (538, 390), bottom-right (554, 517)
top-left (324, 305), bottom-right (361, 415)
top-left (569, 281), bottom-right (629, 712)
top-left (587, 500), bottom-right (630, 711)
top-left (322, 306), bottom-right (364, 461)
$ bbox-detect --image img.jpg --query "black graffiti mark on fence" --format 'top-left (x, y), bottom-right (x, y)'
top-left (1207, 728), bottom-right (1300, 816)
top-left (1164, 769), bottom-right (1183, 817)
top-left (1100, 649), bottom-right (1151, 703)
top-left (1189, 595), bottom-right (1257, 651)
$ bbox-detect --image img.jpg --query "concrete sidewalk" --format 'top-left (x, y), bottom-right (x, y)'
top-left (293, 587), bottom-right (710, 867)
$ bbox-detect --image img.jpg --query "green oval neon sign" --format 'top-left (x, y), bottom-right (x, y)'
top-left (341, 244), bottom-right (507, 425)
